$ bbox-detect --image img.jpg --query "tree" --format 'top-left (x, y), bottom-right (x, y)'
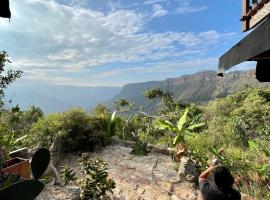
top-left (0, 51), bottom-right (22, 107)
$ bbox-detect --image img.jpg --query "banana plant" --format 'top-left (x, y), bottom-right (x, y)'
top-left (156, 107), bottom-right (205, 146)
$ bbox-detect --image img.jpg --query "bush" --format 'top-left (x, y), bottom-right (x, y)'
top-left (27, 113), bottom-right (64, 147)
top-left (27, 108), bottom-right (105, 151)
top-left (79, 154), bottom-right (115, 200)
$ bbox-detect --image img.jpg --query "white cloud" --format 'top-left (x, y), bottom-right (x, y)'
top-left (176, 6), bottom-right (207, 14)
top-left (152, 4), bottom-right (168, 18)
top-left (94, 57), bottom-right (218, 78)
top-left (48, 49), bottom-right (77, 61)
top-left (144, 0), bottom-right (168, 5)
top-left (176, 0), bottom-right (207, 14)
top-left (0, 0), bottom-right (237, 86)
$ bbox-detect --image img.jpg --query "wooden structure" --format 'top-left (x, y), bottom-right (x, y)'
top-left (241, 0), bottom-right (270, 32)
top-left (218, 0), bottom-right (270, 81)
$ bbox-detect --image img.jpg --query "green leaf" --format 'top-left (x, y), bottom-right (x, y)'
top-left (155, 119), bottom-right (176, 132)
top-left (257, 164), bottom-right (270, 174)
top-left (110, 111), bottom-right (116, 123)
top-left (177, 108), bottom-right (189, 131)
top-left (208, 146), bottom-right (225, 160)
top-left (173, 133), bottom-right (184, 145)
top-left (14, 135), bottom-right (28, 144)
top-left (187, 122), bottom-right (205, 130)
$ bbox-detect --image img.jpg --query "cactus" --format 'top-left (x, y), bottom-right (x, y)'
top-left (0, 148), bottom-right (51, 199)
top-left (31, 148), bottom-right (51, 180)
top-left (0, 180), bottom-right (44, 200)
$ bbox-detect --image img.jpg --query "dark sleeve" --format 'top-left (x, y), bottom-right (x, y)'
top-left (199, 179), bottom-right (211, 192)
top-left (234, 189), bottom-right (241, 200)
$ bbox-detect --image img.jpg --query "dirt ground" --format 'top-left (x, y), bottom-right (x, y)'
top-left (57, 144), bottom-right (199, 200)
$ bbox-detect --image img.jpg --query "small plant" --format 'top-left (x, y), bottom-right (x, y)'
top-left (130, 140), bottom-right (148, 156)
top-left (79, 154), bottom-right (115, 200)
top-left (60, 166), bottom-right (76, 185)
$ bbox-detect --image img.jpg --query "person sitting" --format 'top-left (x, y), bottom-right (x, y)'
top-left (199, 165), bottom-right (241, 200)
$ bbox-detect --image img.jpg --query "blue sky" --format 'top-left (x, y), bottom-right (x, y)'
top-left (0, 0), bottom-right (255, 87)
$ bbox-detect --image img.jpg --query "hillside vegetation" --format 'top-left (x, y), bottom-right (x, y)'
top-left (109, 70), bottom-right (270, 111)
top-left (0, 52), bottom-right (269, 199)
top-left (1, 86), bottom-right (269, 199)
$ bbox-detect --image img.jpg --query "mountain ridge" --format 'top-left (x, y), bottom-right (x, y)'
top-left (108, 70), bottom-right (270, 109)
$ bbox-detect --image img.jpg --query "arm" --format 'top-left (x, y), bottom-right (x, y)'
top-left (199, 166), bottom-right (215, 181)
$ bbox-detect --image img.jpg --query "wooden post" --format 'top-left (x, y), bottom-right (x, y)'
top-left (242, 0), bottom-right (250, 31)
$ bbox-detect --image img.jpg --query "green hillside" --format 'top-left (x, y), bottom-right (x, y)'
top-left (109, 70), bottom-right (270, 110)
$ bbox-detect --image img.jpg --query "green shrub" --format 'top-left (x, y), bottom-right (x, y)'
top-left (27, 113), bottom-right (65, 147)
top-left (27, 108), bottom-right (106, 151)
top-left (60, 166), bottom-right (76, 186)
top-left (79, 154), bottom-right (115, 200)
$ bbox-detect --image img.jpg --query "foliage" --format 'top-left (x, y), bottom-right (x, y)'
top-left (0, 105), bottom-right (43, 144)
top-left (114, 98), bottom-right (135, 113)
top-left (27, 108), bottom-right (106, 151)
top-left (156, 107), bottom-right (205, 146)
top-left (60, 166), bottom-right (76, 186)
top-left (0, 131), bottom-right (26, 152)
top-left (186, 87), bottom-right (270, 198)
top-left (90, 104), bottom-right (110, 118)
top-left (130, 139), bottom-right (148, 156)
top-left (103, 111), bottom-right (118, 138)
top-left (60, 108), bottom-right (93, 152)
top-left (0, 51), bottom-right (22, 102)
top-left (144, 88), bottom-right (163, 100)
top-left (79, 154), bottom-right (115, 200)
top-left (27, 113), bottom-right (65, 147)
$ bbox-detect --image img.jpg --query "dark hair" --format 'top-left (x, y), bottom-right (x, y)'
top-left (213, 166), bottom-right (234, 189)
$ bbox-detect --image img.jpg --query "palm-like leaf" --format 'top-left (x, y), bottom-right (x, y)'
top-left (155, 119), bottom-right (176, 132)
top-left (173, 132), bottom-right (184, 145)
top-left (177, 108), bottom-right (189, 131)
top-left (110, 111), bottom-right (116, 123)
top-left (187, 122), bottom-right (205, 131)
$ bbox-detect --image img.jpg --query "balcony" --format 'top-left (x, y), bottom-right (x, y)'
top-left (241, 0), bottom-right (270, 31)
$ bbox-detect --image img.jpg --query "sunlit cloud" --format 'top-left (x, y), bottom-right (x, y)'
top-left (0, 0), bottom-right (241, 86)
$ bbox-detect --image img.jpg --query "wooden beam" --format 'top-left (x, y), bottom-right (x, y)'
top-left (218, 18), bottom-right (270, 74)
top-left (242, 0), bottom-right (250, 31)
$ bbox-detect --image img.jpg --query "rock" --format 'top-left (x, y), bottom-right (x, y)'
top-left (114, 187), bottom-right (123, 195)
top-left (50, 136), bottom-right (62, 166)
top-left (133, 183), bottom-right (138, 190)
top-left (66, 186), bottom-right (80, 200)
top-left (185, 174), bottom-right (196, 182)
top-left (171, 195), bottom-right (181, 200)
top-left (178, 169), bottom-right (185, 179)
top-left (183, 192), bottom-right (197, 200)
top-left (178, 157), bottom-right (198, 183)
top-left (137, 187), bottom-right (145, 195)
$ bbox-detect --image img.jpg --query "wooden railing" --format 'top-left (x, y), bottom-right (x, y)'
top-left (241, 0), bottom-right (270, 31)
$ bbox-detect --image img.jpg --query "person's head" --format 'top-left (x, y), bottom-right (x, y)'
top-left (213, 166), bottom-right (234, 189)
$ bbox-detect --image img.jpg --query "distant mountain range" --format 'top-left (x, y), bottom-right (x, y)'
top-left (108, 70), bottom-right (270, 110)
top-left (4, 70), bottom-right (270, 113)
top-left (4, 85), bottom-right (121, 113)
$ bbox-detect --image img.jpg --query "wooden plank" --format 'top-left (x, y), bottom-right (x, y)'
top-left (242, 0), bottom-right (250, 31)
top-left (218, 18), bottom-right (270, 74)
top-left (242, 0), bottom-right (250, 16)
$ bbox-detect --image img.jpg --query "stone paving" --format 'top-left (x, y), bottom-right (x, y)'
top-left (39, 144), bottom-right (200, 200)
